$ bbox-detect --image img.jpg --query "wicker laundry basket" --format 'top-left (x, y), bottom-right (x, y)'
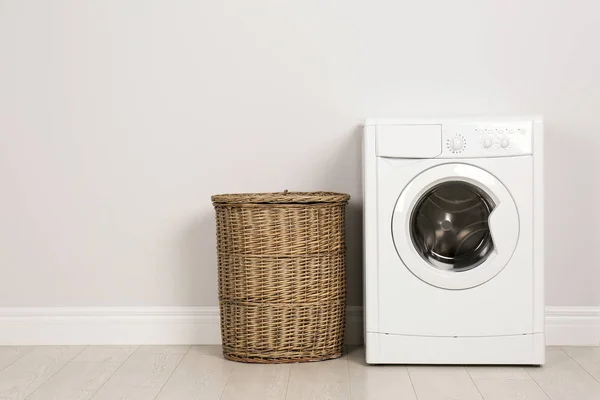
top-left (212, 191), bottom-right (350, 363)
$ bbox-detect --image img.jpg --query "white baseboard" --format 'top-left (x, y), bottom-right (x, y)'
top-left (0, 306), bottom-right (598, 347)
top-left (0, 307), bottom-right (222, 346)
top-left (545, 306), bottom-right (600, 346)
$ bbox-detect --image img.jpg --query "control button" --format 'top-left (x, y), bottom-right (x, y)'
top-left (496, 129), bottom-right (505, 135)
top-left (483, 137), bottom-right (493, 148)
top-left (500, 138), bottom-right (510, 148)
top-left (508, 129), bottom-right (515, 134)
top-left (451, 137), bottom-right (464, 151)
top-left (518, 128), bottom-right (527, 135)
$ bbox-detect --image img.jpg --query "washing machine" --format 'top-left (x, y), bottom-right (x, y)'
top-left (363, 117), bottom-right (544, 365)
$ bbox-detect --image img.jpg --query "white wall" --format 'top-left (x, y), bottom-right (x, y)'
top-left (0, 0), bottom-right (598, 308)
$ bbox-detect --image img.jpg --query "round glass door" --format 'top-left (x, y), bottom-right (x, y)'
top-left (392, 163), bottom-right (519, 290)
top-left (410, 181), bottom-right (496, 272)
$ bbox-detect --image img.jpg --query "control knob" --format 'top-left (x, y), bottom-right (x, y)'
top-left (500, 138), bottom-right (510, 148)
top-left (450, 137), bottom-right (464, 151)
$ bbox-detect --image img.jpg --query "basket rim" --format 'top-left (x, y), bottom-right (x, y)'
top-left (211, 191), bottom-right (350, 205)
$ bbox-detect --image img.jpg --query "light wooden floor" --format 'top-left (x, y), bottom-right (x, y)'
top-left (1, 346), bottom-right (600, 399)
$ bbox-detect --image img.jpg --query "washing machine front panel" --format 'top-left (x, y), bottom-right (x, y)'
top-left (374, 156), bottom-right (534, 337)
top-left (392, 163), bottom-right (519, 290)
top-left (364, 119), bottom-right (543, 356)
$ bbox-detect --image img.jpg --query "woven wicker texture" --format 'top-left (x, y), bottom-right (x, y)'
top-left (211, 191), bottom-right (350, 205)
top-left (213, 192), bottom-right (349, 363)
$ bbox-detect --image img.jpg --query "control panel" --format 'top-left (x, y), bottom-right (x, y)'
top-left (440, 122), bottom-right (533, 158)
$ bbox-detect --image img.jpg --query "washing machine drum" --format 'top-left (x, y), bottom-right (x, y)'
top-left (410, 181), bottom-right (495, 272)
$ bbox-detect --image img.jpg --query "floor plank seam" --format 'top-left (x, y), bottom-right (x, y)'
top-left (524, 367), bottom-right (552, 400)
top-left (0, 346), bottom-right (35, 373)
top-left (87, 345), bottom-right (139, 400)
top-left (283, 359), bottom-right (293, 400)
top-left (152, 345), bottom-right (191, 400)
top-left (464, 366), bottom-right (485, 400)
top-left (346, 356), bottom-right (352, 400)
top-left (560, 347), bottom-right (600, 384)
top-left (217, 358), bottom-right (234, 400)
top-left (23, 346), bottom-right (88, 400)
top-left (406, 366), bottom-right (419, 400)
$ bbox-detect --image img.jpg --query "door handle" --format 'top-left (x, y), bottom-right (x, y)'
top-left (488, 202), bottom-right (519, 255)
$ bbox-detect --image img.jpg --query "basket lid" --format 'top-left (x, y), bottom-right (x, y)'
top-left (211, 191), bottom-right (350, 205)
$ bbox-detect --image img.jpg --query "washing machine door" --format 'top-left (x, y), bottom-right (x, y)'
top-left (392, 163), bottom-right (519, 289)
